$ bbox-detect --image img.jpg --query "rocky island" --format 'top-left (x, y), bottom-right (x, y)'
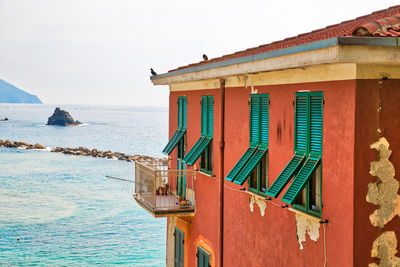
top-left (47, 107), bottom-right (82, 126)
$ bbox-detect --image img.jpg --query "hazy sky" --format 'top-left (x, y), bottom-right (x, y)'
top-left (0, 0), bottom-right (398, 106)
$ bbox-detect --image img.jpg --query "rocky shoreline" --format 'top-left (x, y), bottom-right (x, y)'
top-left (0, 139), bottom-right (167, 164)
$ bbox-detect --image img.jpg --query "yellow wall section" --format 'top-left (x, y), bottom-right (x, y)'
top-left (357, 63), bottom-right (400, 80)
top-left (169, 63), bottom-right (400, 91)
top-left (169, 78), bottom-right (220, 91)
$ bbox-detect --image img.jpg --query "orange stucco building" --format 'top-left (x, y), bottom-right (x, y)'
top-left (136, 6), bottom-right (400, 266)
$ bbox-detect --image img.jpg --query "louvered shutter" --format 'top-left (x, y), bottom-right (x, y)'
top-left (265, 153), bottom-right (306, 197)
top-left (250, 95), bottom-right (260, 146)
top-left (201, 96), bottom-right (207, 136)
top-left (207, 96), bottom-right (213, 137)
top-left (295, 93), bottom-right (308, 154)
top-left (309, 92), bottom-right (323, 156)
top-left (281, 156), bottom-right (321, 204)
top-left (183, 137), bottom-right (212, 165)
top-left (197, 246), bottom-right (210, 267)
top-left (234, 148), bottom-right (267, 185)
top-left (162, 129), bottom-right (186, 155)
top-left (175, 228), bottom-right (184, 267)
top-left (260, 95), bottom-right (269, 147)
top-left (178, 98), bottom-right (182, 129)
top-left (225, 146), bottom-right (257, 182)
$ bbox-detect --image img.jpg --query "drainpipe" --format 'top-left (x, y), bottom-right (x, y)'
top-left (218, 78), bottom-right (225, 267)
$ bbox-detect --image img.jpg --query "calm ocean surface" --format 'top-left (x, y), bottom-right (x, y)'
top-left (0, 104), bottom-right (168, 266)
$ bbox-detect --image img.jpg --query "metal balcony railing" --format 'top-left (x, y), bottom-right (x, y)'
top-left (134, 161), bottom-right (196, 217)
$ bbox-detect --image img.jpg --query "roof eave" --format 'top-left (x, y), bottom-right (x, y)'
top-left (150, 37), bottom-right (399, 85)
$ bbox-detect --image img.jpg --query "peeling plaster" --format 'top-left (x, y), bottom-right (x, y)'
top-left (249, 195), bottom-right (266, 216)
top-left (167, 217), bottom-right (177, 267)
top-left (367, 137), bottom-right (400, 228)
top-left (369, 231), bottom-right (400, 267)
top-left (295, 213), bottom-right (320, 249)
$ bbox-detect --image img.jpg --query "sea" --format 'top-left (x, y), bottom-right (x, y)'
top-left (0, 104), bottom-right (169, 266)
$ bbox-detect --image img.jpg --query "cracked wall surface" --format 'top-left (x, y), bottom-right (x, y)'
top-left (367, 137), bottom-right (400, 228)
top-left (369, 231), bottom-right (400, 267)
top-left (294, 213), bottom-right (320, 249)
top-left (249, 194), bottom-right (266, 216)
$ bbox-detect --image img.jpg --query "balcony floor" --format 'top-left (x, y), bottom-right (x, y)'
top-left (134, 193), bottom-right (195, 217)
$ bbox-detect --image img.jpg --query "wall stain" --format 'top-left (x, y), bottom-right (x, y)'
top-left (367, 137), bottom-right (400, 228)
top-left (249, 195), bottom-right (266, 216)
top-left (294, 213), bottom-right (320, 249)
top-left (369, 231), bottom-right (400, 267)
top-left (277, 122), bottom-right (282, 144)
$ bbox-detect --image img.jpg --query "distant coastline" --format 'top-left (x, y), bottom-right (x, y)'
top-left (0, 79), bottom-right (42, 104)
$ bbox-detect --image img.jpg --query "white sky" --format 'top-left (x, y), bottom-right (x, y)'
top-left (0, 0), bottom-right (398, 106)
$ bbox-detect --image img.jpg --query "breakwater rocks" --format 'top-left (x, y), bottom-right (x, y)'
top-left (0, 139), bottom-right (167, 164)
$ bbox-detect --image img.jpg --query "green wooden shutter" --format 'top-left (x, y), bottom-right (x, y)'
top-left (260, 95), bottom-right (269, 147)
top-left (183, 96), bottom-right (187, 129)
top-left (234, 147), bottom-right (267, 185)
top-left (197, 246), bottom-right (210, 267)
top-left (183, 137), bottom-right (212, 165)
top-left (309, 92), bottom-right (323, 156)
top-left (295, 93), bottom-right (308, 154)
top-left (207, 96), bottom-right (213, 137)
top-left (250, 95), bottom-right (260, 146)
top-left (163, 96), bottom-right (187, 155)
top-left (265, 153), bottom-right (306, 197)
top-left (178, 98), bottom-right (182, 129)
top-left (162, 129), bottom-right (186, 155)
top-left (201, 96), bottom-right (207, 136)
top-left (175, 228), bottom-right (184, 267)
top-left (281, 156), bottom-right (321, 204)
top-left (225, 146), bottom-right (257, 182)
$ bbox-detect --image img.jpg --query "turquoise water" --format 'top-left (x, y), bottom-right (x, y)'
top-left (0, 104), bottom-right (168, 266)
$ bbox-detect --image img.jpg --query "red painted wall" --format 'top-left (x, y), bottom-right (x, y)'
top-left (168, 89), bottom-right (221, 266)
top-left (354, 79), bottom-right (400, 266)
top-left (223, 81), bottom-right (356, 266)
top-left (167, 80), bottom-right (359, 266)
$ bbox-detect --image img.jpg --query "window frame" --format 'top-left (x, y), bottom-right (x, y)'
top-left (200, 141), bottom-right (213, 174)
top-left (248, 154), bottom-right (268, 196)
top-left (293, 163), bottom-right (322, 217)
top-left (196, 245), bottom-right (210, 267)
top-left (292, 91), bottom-right (323, 217)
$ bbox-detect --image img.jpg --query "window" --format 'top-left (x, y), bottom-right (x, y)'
top-left (197, 246), bottom-right (210, 267)
top-left (225, 94), bottom-right (269, 187)
top-left (183, 96), bottom-right (213, 172)
top-left (294, 165), bottom-right (322, 215)
top-left (266, 91), bottom-right (323, 216)
top-left (163, 96), bottom-right (187, 155)
top-left (200, 141), bottom-right (213, 174)
top-left (174, 228), bottom-right (184, 267)
top-left (249, 155), bottom-right (267, 195)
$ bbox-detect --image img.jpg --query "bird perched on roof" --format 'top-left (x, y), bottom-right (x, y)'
top-left (150, 68), bottom-right (157, 76)
top-left (203, 54), bottom-right (208, 61)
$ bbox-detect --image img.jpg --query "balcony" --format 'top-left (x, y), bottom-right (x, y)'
top-left (134, 161), bottom-right (196, 217)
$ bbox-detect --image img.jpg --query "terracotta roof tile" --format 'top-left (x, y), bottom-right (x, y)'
top-left (353, 13), bottom-right (400, 36)
top-left (169, 6), bottom-right (400, 72)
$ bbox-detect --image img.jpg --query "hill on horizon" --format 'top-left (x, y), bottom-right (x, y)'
top-left (0, 79), bottom-right (42, 104)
